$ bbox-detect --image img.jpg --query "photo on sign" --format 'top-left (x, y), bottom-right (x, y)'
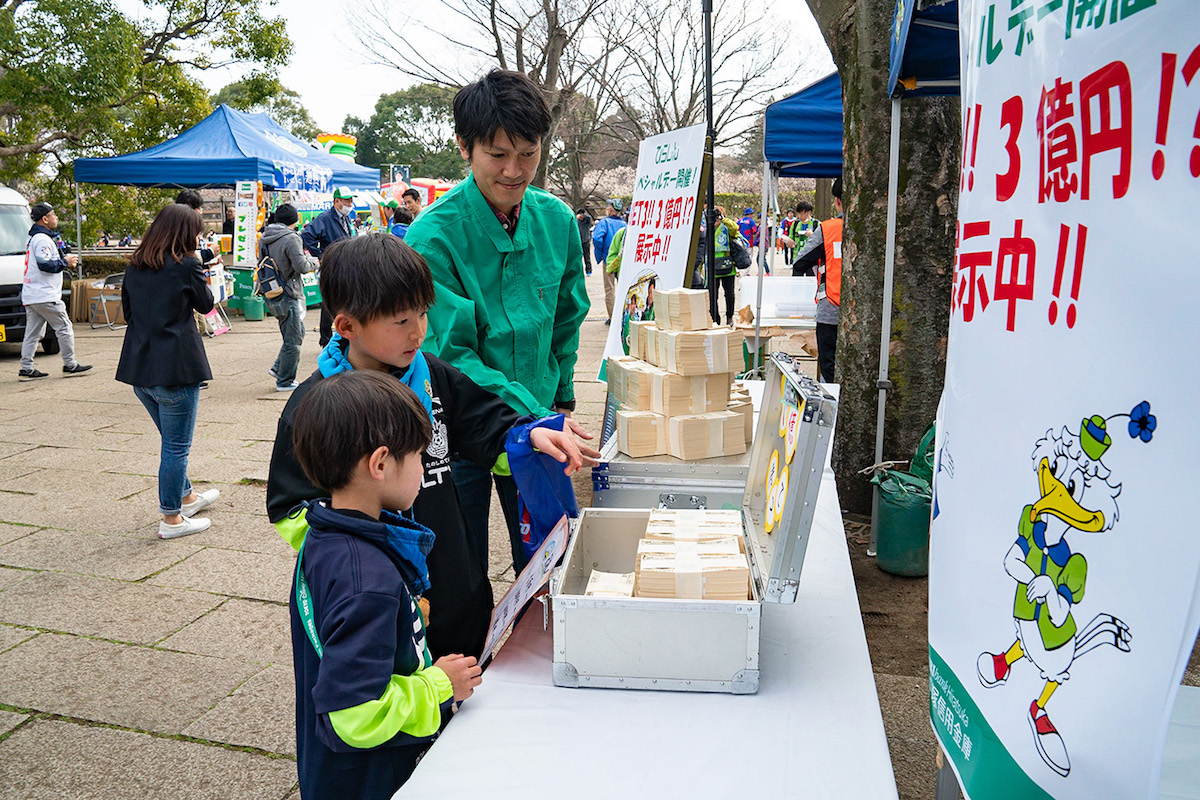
top-left (620, 270), bottom-right (657, 353)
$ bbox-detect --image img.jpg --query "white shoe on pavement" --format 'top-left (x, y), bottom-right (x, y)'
top-left (181, 489), bottom-right (220, 518)
top-left (159, 516), bottom-right (211, 539)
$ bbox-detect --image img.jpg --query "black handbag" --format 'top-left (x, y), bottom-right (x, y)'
top-left (730, 234), bottom-right (752, 270)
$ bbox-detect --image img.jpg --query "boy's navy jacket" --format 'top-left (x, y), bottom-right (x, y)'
top-left (291, 499), bottom-right (451, 800)
top-left (267, 339), bottom-right (522, 659)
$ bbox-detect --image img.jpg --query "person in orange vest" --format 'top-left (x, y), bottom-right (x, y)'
top-left (791, 177), bottom-right (843, 382)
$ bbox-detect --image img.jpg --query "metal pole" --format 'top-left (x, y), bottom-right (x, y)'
top-left (754, 155), bottom-right (768, 359)
top-left (869, 96), bottom-right (903, 556)
top-left (74, 182), bottom-right (83, 281)
top-left (702, 0), bottom-right (716, 322)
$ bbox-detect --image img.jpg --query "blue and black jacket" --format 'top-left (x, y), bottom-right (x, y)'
top-left (291, 499), bottom-right (453, 800)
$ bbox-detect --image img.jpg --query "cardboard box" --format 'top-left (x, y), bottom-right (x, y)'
top-left (86, 283), bottom-right (125, 326)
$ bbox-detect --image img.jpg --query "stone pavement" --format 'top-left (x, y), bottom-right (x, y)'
top-left (0, 277), bottom-right (613, 799)
top-left (0, 274), bottom-right (938, 798)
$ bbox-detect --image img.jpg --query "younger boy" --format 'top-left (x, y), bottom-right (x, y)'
top-left (267, 233), bottom-right (598, 661)
top-left (289, 370), bottom-right (482, 800)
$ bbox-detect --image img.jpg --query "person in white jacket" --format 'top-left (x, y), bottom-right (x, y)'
top-left (19, 203), bottom-right (91, 381)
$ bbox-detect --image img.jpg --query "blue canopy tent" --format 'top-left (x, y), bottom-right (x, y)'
top-left (888, 0), bottom-right (960, 98)
top-left (74, 104), bottom-right (380, 191)
top-left (764, 72), bottom-right (844, 178)
top-left (749, 72), bottom-right (844, 354)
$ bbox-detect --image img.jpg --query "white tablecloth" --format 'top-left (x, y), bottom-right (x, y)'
top-left (398, 462), bottom-right (898, 799)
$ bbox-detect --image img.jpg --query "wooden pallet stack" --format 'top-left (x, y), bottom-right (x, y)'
top-left (612, 288), bottom-right (747, 460)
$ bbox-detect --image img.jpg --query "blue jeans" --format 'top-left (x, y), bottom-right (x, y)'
top-left (267, 294), bottom-right (304, 386)
top-left (133, 385), bottom-right (200, 515)
top-left (450, 458), bottom-right (524, 574)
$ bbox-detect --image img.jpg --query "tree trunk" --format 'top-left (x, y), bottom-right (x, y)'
top-left (807, 0), bottom-right (960, 514)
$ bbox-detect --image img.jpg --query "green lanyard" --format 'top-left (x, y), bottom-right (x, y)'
top-left (295, 539), bottom-right (324, 659)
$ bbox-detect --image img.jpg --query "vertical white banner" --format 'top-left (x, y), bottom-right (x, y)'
top-left (600, 124), bottom-right (707, 376)
top-left (930, 2), bottom-right (1200, 799)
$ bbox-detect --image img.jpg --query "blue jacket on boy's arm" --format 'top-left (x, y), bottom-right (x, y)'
top-left (505, 414), bottom-right (580, 561)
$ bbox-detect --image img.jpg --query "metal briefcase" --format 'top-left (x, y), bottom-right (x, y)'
top-left (551, 354), bottom-right (837, 693)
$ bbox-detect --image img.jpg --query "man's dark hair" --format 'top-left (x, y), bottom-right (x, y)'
top-left (292, 370), bottom-right (432, 493)
top-left (130, 203), bottom-right (203, 271)
top-left (831, 178), bottom-right (843, 201)
top-left (454, 69), bottom-right (551, 153)
top-left (175, 189), bottom-right (203, 210)
top-left (401, 188), bottom-right (421, 203)
top-left (393, 208), bottom-right (414, 225)
top-left (320, 233), bottom-right (436, 322)
top-left (795, 201), bottom-right (813, 213)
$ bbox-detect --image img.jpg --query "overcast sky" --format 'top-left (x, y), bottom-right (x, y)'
top-left (119, 0), bottom-right (834, 136)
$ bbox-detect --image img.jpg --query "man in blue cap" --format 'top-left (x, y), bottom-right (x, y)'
top-left (738, 207), bottom-right (759, 254)
top-left (302, 186), bottom-right (357, 346)
top-left (592, 198), bottom-right (627, 322)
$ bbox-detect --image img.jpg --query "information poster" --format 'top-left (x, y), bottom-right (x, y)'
top-left (599, 123), bottom-right (707, 378)
top-left (930, 3), bottom-right (1200, 799)
top-left (233, 180), bottom-right (257, 268)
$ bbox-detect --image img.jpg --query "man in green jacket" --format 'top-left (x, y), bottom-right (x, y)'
top-left (405, 69), bottom-right (590, 574)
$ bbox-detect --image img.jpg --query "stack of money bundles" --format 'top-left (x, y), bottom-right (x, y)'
top-left (655, 287), bottom-right (712, 331)
top-left (616, 410), bottom-right (667, 457)
top-left (729, 382), bottom-right (753, 442)
top-left (627, 320), bottom-right (655, 361)
top-left (667, 411), bottom-right (746, 460)
top-left (644, 326), bottom-right (744, 377)
top-left (643, 509), bottom-right (744, 546)
top-left (607, 356), bottom-right (655, 410)
top-left (608, 357), bottom-right (731, 416)
top-left (585, 569), bottom-right (636, 598)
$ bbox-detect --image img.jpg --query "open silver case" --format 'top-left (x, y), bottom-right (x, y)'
top-left (550, 354), bottom-right (837, 693)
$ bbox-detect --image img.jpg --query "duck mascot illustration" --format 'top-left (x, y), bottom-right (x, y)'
top-left (975, 402), bottom-right (1155, 777)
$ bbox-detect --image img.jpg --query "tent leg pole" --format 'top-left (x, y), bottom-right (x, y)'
top-left (870, 96), bottom-right (902, 557)
top-left (74, 182), bottom-right (83, 281)
top-left (754, 156), bottom-right (769, 359)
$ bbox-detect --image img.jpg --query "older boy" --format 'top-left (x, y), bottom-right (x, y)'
top-left (289, 370), bottom-right (482, 800)
top-left (404, 70), bottom-right (589, 576)
top-left (267, 233), bottom-right (597, 660)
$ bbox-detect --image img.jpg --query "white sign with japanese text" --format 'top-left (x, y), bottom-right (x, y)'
top-left (930, 3), bottom-right (1200, 799)
top-left (600, 124), bottom-right (707, 378)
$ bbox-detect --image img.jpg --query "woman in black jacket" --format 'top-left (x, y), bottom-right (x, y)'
top-left (117, 204), bottom-right (219, 539)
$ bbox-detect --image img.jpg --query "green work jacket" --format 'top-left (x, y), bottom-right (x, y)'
top-left (405, 173), bottom-right (589, 418)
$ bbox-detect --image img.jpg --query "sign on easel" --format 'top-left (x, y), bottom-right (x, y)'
top-left (600, 124), bottom-right (707, 375)
top-left (598, 124), bottom-right (707, 444)
top-left (930, 4), bottom-right (1200, 799)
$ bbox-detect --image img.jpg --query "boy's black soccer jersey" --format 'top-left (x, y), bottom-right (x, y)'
top-left (268, 345), bottom-right (521, 659)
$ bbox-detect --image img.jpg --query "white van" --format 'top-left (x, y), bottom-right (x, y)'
top-left (0, 187), bottom-right (60, 353)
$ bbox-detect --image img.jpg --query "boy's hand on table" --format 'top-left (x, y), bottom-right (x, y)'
top-left (530, 423), bottom-right (602, 475)
top-left (435, 654), bottom-right (482, 702)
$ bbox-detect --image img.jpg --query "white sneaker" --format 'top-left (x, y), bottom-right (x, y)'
top-left (181, 488), bottom-right (220, 518)
top-left (276, 381), bottom-right (299, 392)
top-left (159, 517), bottom-right (211, 539)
